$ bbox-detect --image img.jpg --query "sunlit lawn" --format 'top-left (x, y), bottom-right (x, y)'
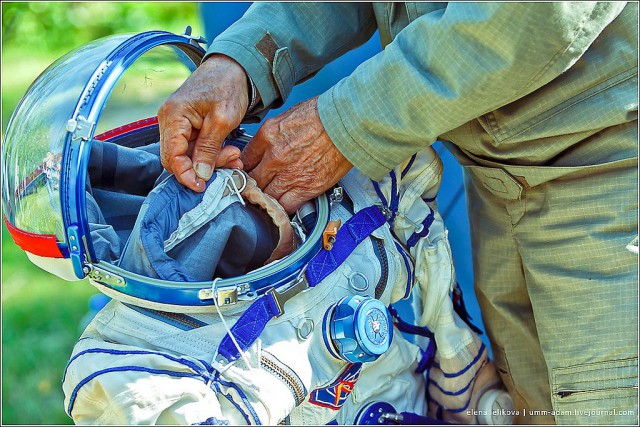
top-left (2, 225), bottom-right (98, 424)
top-left (2, 4), bottom-right (202, 423)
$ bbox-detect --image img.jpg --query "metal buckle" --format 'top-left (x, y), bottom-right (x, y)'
top-left (265, 273), bottom-right (309, 317)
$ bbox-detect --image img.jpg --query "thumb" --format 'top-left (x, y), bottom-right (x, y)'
top-left (191, 114), bottom-right (225, 181)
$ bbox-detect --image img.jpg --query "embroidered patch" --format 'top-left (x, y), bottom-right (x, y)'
top-left (309, 363), bottom-right (362, 410)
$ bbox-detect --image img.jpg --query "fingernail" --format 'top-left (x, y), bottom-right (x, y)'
top-left (195, 163), bottom-right (212, 180)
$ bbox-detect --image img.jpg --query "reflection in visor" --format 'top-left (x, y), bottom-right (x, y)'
top-left (2, 34), bottom-right (131, 243)
top-left (11, 152), bottom-right (64, 238)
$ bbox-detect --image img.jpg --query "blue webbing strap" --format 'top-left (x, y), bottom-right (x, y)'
top-left (217, 294), bottom-right (281, 362)
top-left (406, 209), bottom-right (435, 249)
top-left (306, 206), bottom-right (386, 287)
top-left (218, 206), bottom-right (386, 363)
top-left (371, 172), bottom-right (400, 227)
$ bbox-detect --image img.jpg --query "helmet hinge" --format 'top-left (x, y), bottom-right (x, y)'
top-left (67, 225), bottom-right (87, 279)
top-left (66, 115), bottom-right (95, 141)
top-left (85, 264), bottom-right (126, 287)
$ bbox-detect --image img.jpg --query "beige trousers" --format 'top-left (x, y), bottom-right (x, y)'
top-left (449, 121), bottom-right (639, 425)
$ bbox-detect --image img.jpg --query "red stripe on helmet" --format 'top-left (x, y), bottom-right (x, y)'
top-left (3, 215), bottom-right (64, 258)
top-left (94, 116), bottom-right (159, 141)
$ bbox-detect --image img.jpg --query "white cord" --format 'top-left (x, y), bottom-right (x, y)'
top-left (219, 169), bottom-right (247, 206)
top-left (210, 277), bottom-right (255, 372)
top-left (291, 220), bottom-right (307, 244)
top-left (397, 211), bottom-right (424, 232)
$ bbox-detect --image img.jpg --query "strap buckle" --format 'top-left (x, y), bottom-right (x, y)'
top-left (265, 272), bottom-right (309, 317)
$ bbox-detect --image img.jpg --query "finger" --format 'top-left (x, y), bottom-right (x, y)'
top-left (262, 173), bottom-right (290, 201)
top-left (172, 154), bottom-right (206, 192)
top-left (240, 128), bottom-right (270, 172)
top-left (224, 158), bottom-right (244, 170)
top-left (216, 145), bottom-right (242, 168)
top-left (159, 115), bottom-right (193, 174)
top-left (278, 189), bottom-right (308, 215)
top-left (191, 114), bottom-right (225, 181)
top-left (248, 158), bottom-right (277, 190)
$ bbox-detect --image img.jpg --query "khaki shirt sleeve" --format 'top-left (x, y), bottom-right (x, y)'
top-left (317, 2), bottom-right (626, 181)
top-left (205, 2), bottom-right (376, 122)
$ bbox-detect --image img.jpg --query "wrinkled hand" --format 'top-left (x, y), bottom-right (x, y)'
top-left (158, 54), bottom-right (247, 192)
top-left (241, 96), bottom-right (353, 214)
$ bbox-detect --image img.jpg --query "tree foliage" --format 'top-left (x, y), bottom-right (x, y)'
top-left (2, 2), bottom-right (199, 57)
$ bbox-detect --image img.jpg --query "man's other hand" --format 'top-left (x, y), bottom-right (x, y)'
top-left (241, 96), bottom-right (353, 214)
top-left (158, 54), bottom-right (247, 192)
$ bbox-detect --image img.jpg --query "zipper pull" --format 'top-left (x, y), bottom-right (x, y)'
top-left (329, 186), bottom-right (343, 205)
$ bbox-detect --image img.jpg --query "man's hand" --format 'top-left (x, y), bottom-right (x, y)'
top-left (241, 96), bottom-right (353, 214)
top-left (158, 54), bottom-right (247, 192)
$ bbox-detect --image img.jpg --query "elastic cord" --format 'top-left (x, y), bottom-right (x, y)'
top-left (210, 278), bottom-right (255, 377)
top-left (219, 169), bottom-right (247, 206)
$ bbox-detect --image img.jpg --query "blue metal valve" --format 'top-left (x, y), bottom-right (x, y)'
top-left (324, 295), bottom-right (393, 363)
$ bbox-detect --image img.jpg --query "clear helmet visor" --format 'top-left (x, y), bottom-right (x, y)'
top-left (2, 35), bottom-right (130, 241)
top-left (2, 32), bottom-right (199, 249)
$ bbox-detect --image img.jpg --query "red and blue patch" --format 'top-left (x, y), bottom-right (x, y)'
top-left (309, 363), bottom-right (363, 410)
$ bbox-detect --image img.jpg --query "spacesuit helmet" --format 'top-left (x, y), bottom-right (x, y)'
top-left (2, 28), bottom-right (329, 312)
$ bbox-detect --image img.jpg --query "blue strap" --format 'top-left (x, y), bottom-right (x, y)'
top-left (217, 293), bottom-right (281, 362)
top-left (371, 172), bottom-right (400, 227)
top-left (406, 209), bottom-right (435, 249)
top-left (306, 206), bottom-right (386, 287)
top-left (388, 170), bottom-right (399, 220)
top-left (401, 154), bottom-right (417, 179)
top-left (219, 206), bottom-right (386, 363)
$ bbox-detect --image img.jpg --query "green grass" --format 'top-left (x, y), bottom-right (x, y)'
top-left (2, 3), bottom-right (201, 423)
top-left (2, 225), bottom-right (98, 424)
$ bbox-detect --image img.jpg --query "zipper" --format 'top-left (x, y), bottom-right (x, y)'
top-left (260, 351), bottom-right (307, 406)
top-left (555, 384), bottom-right (638, 398)
top-left (371, 237), bottom-right (389, 299)
top-left (125, 304), bottom-right (207, 331)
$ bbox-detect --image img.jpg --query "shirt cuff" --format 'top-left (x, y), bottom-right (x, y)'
top-left (206, 34), bottom-right (296, 121)
top-left (318, 86), bottom-right (397, 182)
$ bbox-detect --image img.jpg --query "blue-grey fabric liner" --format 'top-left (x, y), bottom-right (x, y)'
top-left (86, 132), bottom-right (279, 282)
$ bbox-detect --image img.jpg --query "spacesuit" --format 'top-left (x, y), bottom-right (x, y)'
top-left (59, 125), bottom-right (507, 425)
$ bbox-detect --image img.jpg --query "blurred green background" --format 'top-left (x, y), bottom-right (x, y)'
top-left (1, 3), bottom-right (202, 424)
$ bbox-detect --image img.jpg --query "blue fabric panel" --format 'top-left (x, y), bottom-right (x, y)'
top-left (88, 139), bottom-right (164, 196)
top-left (117, 173), bottom-right (278, 282)
top-left (305, 206), bottom-right (386, 287)
top-left (217, 292), bottom-right (281, 362)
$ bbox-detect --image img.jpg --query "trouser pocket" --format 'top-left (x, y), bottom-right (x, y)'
top-left (551, 357), bottom-right (638, 425)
